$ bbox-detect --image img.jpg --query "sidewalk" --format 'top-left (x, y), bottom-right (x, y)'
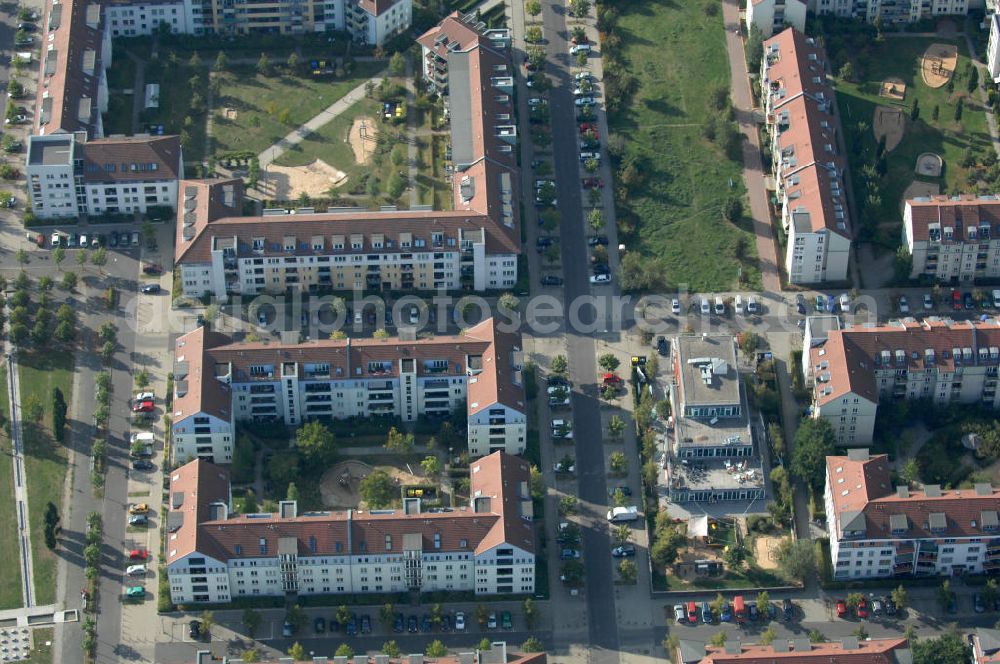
top-left (257, 69), bottom-right (386, 169)
top-left (5, 351), bottom-right (37, 608)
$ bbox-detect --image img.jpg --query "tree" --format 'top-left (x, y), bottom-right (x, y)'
top-left (359, 469), bottom-right (397, 508)
top-left (90, 247), bottom-right (107, 271)
top-left (791, 418), bottom-right (836, 490)
top-left (135, 368), bottom-right (150, 389)
top-left (523, 637), bottom-right (544, 653)
top-left (498, 292), bottom-right (520, 312)
top-left (937, 579), bottom-right (954, 611)
top-left (420, 455), bottom-right (442, 481)
top-left (286, 482), bottom-right (300, 503)
top-left (838, 61), bottom-right (855, 82)
top-left (61, 271), bottom-right (77, 291)
top-left (257, 53), bottom-right (271, 76)
top-left (389, 52), bottom-right (406, 77)
top-left (335, 644), bottom-right (355, 658)
top-left (52, 388), bottom-right (67, 440)
top-left (287, 52), bottom-right (300, 69)
top-left (23, 394), bottom-right (44, 423)
top-left (559, 495), bottom-right (578, 515)
top-left (911, 629), bottom-right (971, 664)
top-left (214, 51), bottom-right (228, 72)
top-left (774, 539), bottom-right (816, 583)
top-left (609, 451), bottom-right (628, 474)
top-left (478, 638), bottom-right (492, 651)
top-left (287, 642), bottom-right (306, 661)
top-left (570, 0), bottom-right (590, 17)
top-left (336, 605), bottom-right (351, 626)
top-left (15, 249), bottom-right (27, 266)
top-left (295, 420), bottom-right (338, 465)
top-left (901, 458), bottom-right (920, 485)
top-left (384, 426), bottom-right (415, 453)
top-left (32, 320), bottom-right (50, 347)
top-left (650, 524), bottom-right (686, 567)
top-left (760, 626), bottom-right (777, 646)
top-left (522, 597), bottom-right (538, 629)
top-left (808, 629), bottom-right (828, 643)
top-left (756, 591), bottom-right (770, 617)
top-left (845, 592), bottom-right (865, 611)
top-left (617, 559), bottom-right (637, 583)
top-left (551, 355), bottom-right (568, 374)
top-left (911, 97), bottom-right (920, 121)
top-left (955, 97), bottom-right (964, 122)
top-left (101, 341), bottom-right (115, 363)
top-left (969, 65), bottom-right (980, 94)
top-left (426, 639), bottom-right (448, 657)
top-left (526, 0), bottom-right (541, 15)
top-left (199, 611), bottom-right (215, 636)
top-left (382, 641), bottom-right (402, 657)
top-left (598, 353), bottom-right (620, 372)
top-left (53, 246), bottom-right (65, 270)
top-left (745, 25), bottom-right (764, 71)
top-left (891, 584), bottom-right (907, 610)
top-left (373, 328), bottom-right (390, 339)
top-left (984, 579), bottom-right (999, 610)
top-left (607, 415), bottom-right (625, 438)
top-left (722, 196), bottom-right (743, 223)
top-left (710, 631), bottom-right (727, 647)
top-left (613, 523), bottom-right (632, 546)
top-left (243, 608), bottom-right (263, 639)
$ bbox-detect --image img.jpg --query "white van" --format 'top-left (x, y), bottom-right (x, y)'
top-left (992, 290), bottom-right (1000, 308)
top-left (734, 295), bottom-right (744, 316)
top-left (700, 298), bottom-right (710, 316)
top-left (606, 506), bottom-right (639, 522)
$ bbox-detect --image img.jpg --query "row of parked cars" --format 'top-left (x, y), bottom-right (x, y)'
top-left (675, 597), bottom-right (794, 625)
top-left (835, 595), bottom-right (898, 619)
top-left (48, 229), bottom-right (141, 249)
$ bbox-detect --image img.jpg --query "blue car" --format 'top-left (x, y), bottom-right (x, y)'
top-left (346, 614), bottom-right (357, 636)
top-left (720, 602), bottom-right (733, 622)
top-left (701, 602), bottom-right (712, 624)
top-left (815, 296), bottom-right (825, 312)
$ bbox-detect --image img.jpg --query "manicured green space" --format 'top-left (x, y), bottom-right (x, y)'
top-left (606, 0), bottom-right (759, 292)
top-left (213, 61), bottom-right (384, 159)
top-left (831, 36), bottom-right (991, 247)
top-left (19, 351), bottom-right (74, 606)
top-left (24, 627), bottom-right (53, 664)
top-left (0, 364), bottom-right (23, 610)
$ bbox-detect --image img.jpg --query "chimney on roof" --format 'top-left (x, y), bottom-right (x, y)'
top-left (847, 448), bottom-right (870, 461)
top-left (841, 636), bottom-right (859, 650)
top-left (404, 497), bottom-right (422, 515)
top-left (896, 486), bottom-right (910, 499)
top-left (279, 501), bottom-right (297, 519)
top-left (207, 502), bottom-right (228, 521)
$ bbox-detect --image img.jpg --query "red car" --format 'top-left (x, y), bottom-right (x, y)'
top-left (582, 177), bottom-right (604, 189)
top-left (952, 290), bottom-right (962, 310)
top-left (856, 598), bottom-right (868, 619)
top-left (836, 600), bottom-right (847, 617)
top-left (132, 400), bottom-right (155, 413)
top-left (579, 122), bottom-right (597, 134)
top-left (129, 549), bottom-right (149, 560)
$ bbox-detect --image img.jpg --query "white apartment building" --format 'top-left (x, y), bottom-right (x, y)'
top-left (745, 0), bottom-right (807, 37)
top-left (825, 450), bottom-right (1000, 580)
top-left (166, 451), bottom-right (535, 604)
top-left (903, 195), bottom-right (1000, 283)
top-left (990, 14), bottom-right (1000, 84)
top-left (808, 317), bottom-right (1000, 445)
top-left (26, 133), bottom-right (182, 219)
top-left (761, 28), bottom-right (851, 284)
top-left (664, 335), bottom-right (766, 504)
top-left (105, 0), bottom-right (193, 36)
top-left (809, 0), bottom-right (972, 24)
top-left (171, 319), bottom-right (526, 464)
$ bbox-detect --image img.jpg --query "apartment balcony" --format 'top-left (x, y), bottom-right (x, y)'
top-left (368, 402), bottom-right (395, 413)
top-left (424, 379), bottom-right (449, 389)
top-left (368, 381), bottom-right (394, 392)
top-left (893, 562), bottom-right (913, 573)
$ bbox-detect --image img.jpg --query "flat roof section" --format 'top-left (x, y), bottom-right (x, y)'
top-left (28, 136), bottom-right (73, 166)
top-left (676, 335), bottom-right (740, 407)
top-left (448, 51), bottom-right (474, 168)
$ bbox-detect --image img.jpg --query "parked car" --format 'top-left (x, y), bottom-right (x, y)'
top-left (588, 234), bottom-right (608, 246)
top-left (501, 611), bottom-right (513, 630)
top-left (953, 289), bottom-right (962, 310)
top-left (656, 336), bottom-right (668, 356)
top-left (884, 597), bottom-right (896, 616)
top-left (560, 548), bottom-right (580, 559)
top-left (132, 399), bottom-right (155, 413)
top-left (748, 604), bottom-right (758, 621)
top-left (132, 460), bottom-right (155, 471)
top-left (129, 549), bottom-right (149, 560)
top-left (421, 615), bottom-right (432, 632)
top-left (589, 273), bottom-right (611, 284)
top-left (898, 295), bottom-right (909, 314)
top-left (700, 298), bottom-right (710, 315)
top-left (574, 96), bottom-right (595, 107)
top-left (128, 514), bottom-right (148, 526)
top-left (360, 615), bottom-right (371, 634)
top-left (282, 621), bottom-right (294, 637)
top-left (975, 593), bottom-right (985, 613)
top-left (314, 617), bottom-right (326, 633)
top-left (109, 232), bottom-right (119, 247)
top-left (407, 615), bottom-right (418, 633)
top-left (611, 545), bottom-right (635, 557)
top-left (393, 613), bottom-right (404, 633)
top-left (455, 611), bottom-right (465, 631)
top-left (141, 284), bottom-right (161, 294)
top-left (188, 620), bottom-right (201, 639)
top-left (783, 598), bottom-right (794, 620)
top-left (126, 564), bottom-right (146, 576)
top-left (856, 597), bottom-right (868, 619)
top-left (540, 275), bottom-right (563, 286)
top-left (672, 299), bottom-right (681, 315)
top-left (569, 44), bottom-right (591, 55)
top-left (125, 586), bottom-right (144, 599)
top-left (673, 604), bottom-right (686, 623)
top-left (839, 293), bottom-right (851, 313)
top-left (720, 603), bottom-right (732, 622)
top-left (345, 615), bottom-right (357, 636)
top-left (836, 600), bottom-right (847, 617)
top-left (128, 503), bottom-right (150, 515)
top-left (964, 292), bottom-right (975, 310)
top-left (487, 612), bottom-right (498, 629)
top-left (923, 293), bottom-right (934, 310)
top-left (131, 231), bottom-right (140, 246)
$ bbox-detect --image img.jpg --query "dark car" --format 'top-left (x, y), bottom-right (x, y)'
top-left (884, 597), bottom-right (896, 616)
top-left (360, 614), bottom-right (371, 634)
top-left (132, 460), bottom-right (155, 471)
top-left (748, 604), bottom-right (758, 621)
top-left (588, 234), bottom-right (608, 246)
top-left (141, 284), bottom-right (161, 294)
top-left (421, 615), bottom-right (432, 632)
top-left (314, 617), bottom-right (326, 633)
top-left (783, 598), bottom-right (794, 620)
top-left (965, 292), bottom-right (975, 310)
top-left (407, 615), bottom-right (418, 633)
top-left (441, 614), bottom-right (451, 632)
top-left (393, 613), bottom-right (404, 633)
top-left (612, 545), bottom-right (636, 557)
top-left (656, 336), bottom-right (668, 356)
top-left (346, 614), bottom-right (357, 636)
top-left (540, 275), bottom-right (563, 286)
top-left (536, 237), bottom-right (555, 250)
top-left (188, 620), bottom-right (201, 639)
top-left (608, 485), bottom-right (632, 496)
top-left (947, 596), bottom-right (958, 614)
top-left (109, 232), bottom-right (119, 247)
top-left (975, 593), bottom-right (985, 614)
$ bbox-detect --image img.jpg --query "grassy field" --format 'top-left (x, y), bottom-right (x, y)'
top-left (24, 627), bottom-right (53, 664)
top-left (19, 351), bottom-right (74, 606)
top-left (606, 0), bottom-right (760, 292)
top-left (833, 37), bottom-right (992, 246)
top-left (213, 61), bottom-right (384, 159)
top-left (0, 364), bottom-right (22, 610)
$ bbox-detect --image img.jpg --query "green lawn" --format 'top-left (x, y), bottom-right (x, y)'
top-left (834, 37), bottom-right (992, 247)
top-left (19, 351), bottom-right (75, 606)
top-left (24, 627), bottom-right (53, 664)
top-left (213, 61), bottom-right (384, 159)
top-left (273, 98), bottom-right (380, 176)
top-left (606, 0), bottom-right (760, 292)
top-left (0, 364), bottom-right (23, 610)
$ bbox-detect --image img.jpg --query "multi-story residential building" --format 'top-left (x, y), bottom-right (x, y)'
top-left (26, 132), bottom-right (183, 219)
top-left (808, 317), bottom-right (1000, 445)
top-left (166, 450), bottom-right (535, 604)
top-left (194, 645), bottom-right (546, 664)
top-left (810, 0), bottom-right (971, 24)
top-left (744, 0), bottom-right (807, 38)
top-left (761, 28), bottom-right (851, 285)
top-left (664, 335), bottom-right (766, 504)
top-left (417, 11), bottom-right (511, 95)
top-left (825, 450), bottom-right (1000, 580)
top-left (176, 14), bottom-right (518, 298)
top-left (990, 14), bottom-right (1000, 83)
top-left (171, 318), bottom-right (525, 463)
top-left (675, 636), bottom-right (910, 664)
top-left (105, 0), bottom-right (193, 37)
top-left (903, 195), bottom-right (1000, 283)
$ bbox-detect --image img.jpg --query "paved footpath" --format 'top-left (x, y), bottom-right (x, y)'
top-left (257, 69), bottom-right (387, 170)
top-left (721, 0), bottom-right (781, 293)
top-left (5, 351), bottom-right (37, 608)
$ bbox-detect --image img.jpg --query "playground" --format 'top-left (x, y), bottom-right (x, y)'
top-left (319, 459), bottom-right (428, 510)
top-left (920, 43), bottom-right (958, 88)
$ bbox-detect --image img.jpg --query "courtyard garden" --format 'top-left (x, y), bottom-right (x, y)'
top-left (824, 19), bottom-right (995, 249)
top-left (601, 0), bottom-right (760, 292)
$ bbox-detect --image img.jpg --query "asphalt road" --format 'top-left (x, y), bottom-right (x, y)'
top-left (538, 1), bottom-right (621, 658)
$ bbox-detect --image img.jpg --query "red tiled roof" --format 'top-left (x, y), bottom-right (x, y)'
top-left (173, 326), bottom-right (233, 424)
top-left (81, 135), bottom-right (183, 182)
top-left (811, 318), bottom-right (1000, 406)
top-left (906, 194), bottom-right (1000, 243)
top-left (168, 451), bottom-right (534, 565)
top-left (355, 0), bottom-right (401, 16)
top-left (692, 638), bottom-right (908, 663)
top-left (465, 318), bottom-right (526, 415)
top-left (827, 453), bottom-right (1000, 540)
